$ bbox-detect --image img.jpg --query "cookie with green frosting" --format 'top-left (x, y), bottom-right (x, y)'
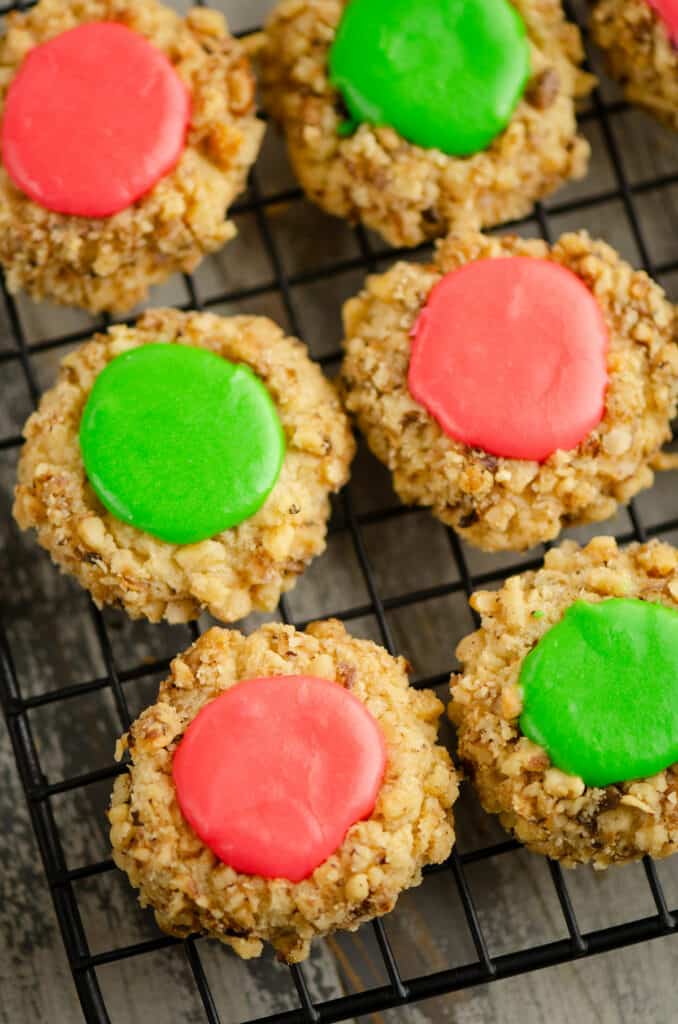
top-left (261, 0), bottom-right (593, 247)
top-left (13, 309), bottom-right (355, 625)
top-left (329, 0), bottom-right (530, 157)
top-left (519, 597), bottom-right (678, 788)
top-left (451, 536), bottom-right (678, 868)
top-left (79, 343), bottom-right (286, 546)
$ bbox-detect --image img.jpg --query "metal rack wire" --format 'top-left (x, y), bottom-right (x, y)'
top-left (1, 1), bottom-right (678, 1021)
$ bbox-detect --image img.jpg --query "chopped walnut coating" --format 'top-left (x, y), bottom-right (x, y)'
top-left (110, 619), bottom-right (458, 961)
top-left (451, 536), bottom-right (678, 867)
top-left (260, 0), bottom-right (593, 247)
top-left (341, 231), bottom-right (678, 551)
top-left (592, 0), bottom-right (678, 133)
top-left (0, 0), bottom-right (264, 312)
top-left (14, 309), bottom-right (355, 623)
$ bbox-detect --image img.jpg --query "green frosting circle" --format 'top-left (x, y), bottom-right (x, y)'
top-left (519, 599), bottom-right (678, 788)
top-left (79, 344), bottom-right (285, 545)
top-left (328, 0), bottom-right (530, 156)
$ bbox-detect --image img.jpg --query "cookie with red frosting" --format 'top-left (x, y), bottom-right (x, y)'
top-left (260, 0), bottom-right (593, 248)
top-left (0, 0), bottom-right (264, 313)
top-left (109, 619), bottom-right (457, 962)
top-left (341, 230), bottom-right (678, 552)
top-left (592, 0), bottom-right (678, 133)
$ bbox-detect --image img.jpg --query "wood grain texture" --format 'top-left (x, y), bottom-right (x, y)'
top-left (2, 1), bottom-right (678, 1021)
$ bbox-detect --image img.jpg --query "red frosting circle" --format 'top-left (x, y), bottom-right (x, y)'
top-left (648, 0), bottom-right (678, 43)
top-left (2, 22), bottom-right (191, 218)
top-left (172, 675), bottom-right (387, 883)
top-left (408, 257), bottom-right (609, 462)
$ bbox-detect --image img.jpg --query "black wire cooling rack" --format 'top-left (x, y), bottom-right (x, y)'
top-left (1, 1), bottom-right (678, 1022)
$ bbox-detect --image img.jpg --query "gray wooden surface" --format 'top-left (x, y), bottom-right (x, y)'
top-left (2, 1), bottom-right (678, 1021)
